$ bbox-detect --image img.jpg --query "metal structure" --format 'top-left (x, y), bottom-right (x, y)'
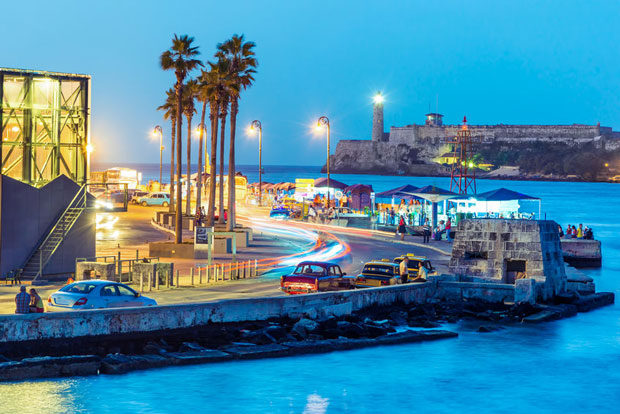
top-left (448, 116), bottom-right (477, 194)
top-left (0, 68), bottom-right (91, 187)
top-left (317, 116), bottom-right (331, 205)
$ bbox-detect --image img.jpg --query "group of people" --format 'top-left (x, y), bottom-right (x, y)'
top-left (14, 286), bottom-right (44, 314)
top-left (381, 200), bottom-right (423, 226)
top-left (396, 217), bottom-right (452, 243)
top-left (195, 206), bottom-right (227, 226)
top-left (559, 223), bottom-right (594, 240)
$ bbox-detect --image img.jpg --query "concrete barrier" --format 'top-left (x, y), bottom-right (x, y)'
top-left (561, 239), bottom-right (602, 268)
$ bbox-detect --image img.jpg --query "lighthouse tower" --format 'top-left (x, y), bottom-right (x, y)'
top-left (372, 92), bottom-right (385, 142)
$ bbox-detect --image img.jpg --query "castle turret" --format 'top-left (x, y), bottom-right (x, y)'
top-left (372, 92), bottom-right (385, 142)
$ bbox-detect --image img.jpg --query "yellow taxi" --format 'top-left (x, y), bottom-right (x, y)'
top-left (393, 254), bottom-right (434, 282)
top-left (350, 259), bottom-right (402, 288)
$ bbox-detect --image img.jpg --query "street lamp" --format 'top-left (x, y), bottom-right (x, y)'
top-left (152, 125), bottom-right (164, 185)
top-left (249, 120), bottom-right (263, 206)
top-left (316, 116), bottom-right (331, 206)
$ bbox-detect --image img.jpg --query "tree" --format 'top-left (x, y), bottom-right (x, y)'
top-left (160, 34), bottom-right (202, 243)
top-left (183, 79), bottom-right (198, 216)
top-left (157, 88), bottom-right (177, 212)
top-left (216, 35), bottom-right (258, 231)
top-left (195, 70), bottom-right (211, 215)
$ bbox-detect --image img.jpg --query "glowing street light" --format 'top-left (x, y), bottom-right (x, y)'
top-left (373, 92), bottom-right (384, 105)
top-left (249, 120), bottom-right (263, 206)
top-left (316, 116), bottom-right (331, 207)
top-left (85, 143), bottom-right (94, 154)
top-left (152, 125), bottom-right (164, 185)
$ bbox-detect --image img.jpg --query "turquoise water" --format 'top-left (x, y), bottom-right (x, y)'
top-left (3, 165), bottom-right (620, 413)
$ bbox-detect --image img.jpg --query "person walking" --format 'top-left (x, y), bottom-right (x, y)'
top-left (399, 256), bottom-right (409, 284)
top-left (29, 288), bottom-right (44, 313)
top-left (398, 215), bottom-right (407, 240)
top-left (422, 219), bottom-right (431, 243)
top-left (15, 286), bottom-right (30, 314)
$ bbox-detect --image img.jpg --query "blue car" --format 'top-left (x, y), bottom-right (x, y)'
top-left (137, 192), bottom-right (170, 207)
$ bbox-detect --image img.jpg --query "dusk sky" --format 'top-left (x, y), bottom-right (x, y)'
top-left (3, 0), bottom-right (619, 165)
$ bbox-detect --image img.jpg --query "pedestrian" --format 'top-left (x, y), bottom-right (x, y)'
top-left (195, 208), bottom-right (202, 227)
top-left (29, 288), bottom-right (44, 313)
top-left (418, 262), bottom-right (429, 280)
top-left (558, 224), bottom-right (564, 238)
top-left (572, 225), bottom-right (577, 238)
top-left (577, 224), bottom-right (583, 238)
top-left (422, 219), bottom-right (431, 243)
top-left (565, 224), bottom-right (572, 238)
top-left (15, 286), bottom-right (30, 314)
top-left (398, 215), bottom-right (407, 240)
top-left (399, 256), bottom-right (409, 284)
top-left (445, 218), bottom-right (452, 241)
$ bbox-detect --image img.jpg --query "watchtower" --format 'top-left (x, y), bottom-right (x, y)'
top-left (448, 116), bottom-right (476, 194)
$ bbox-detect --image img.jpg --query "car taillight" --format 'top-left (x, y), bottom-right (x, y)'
top-left (74, 297), bottom-right (88, 306)
top-left (381, 280), bottom-right (388, 285)
top-left (47, 297), bottom-right (52, 303)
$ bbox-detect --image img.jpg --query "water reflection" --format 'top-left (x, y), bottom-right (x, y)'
top-left (0, 380), bottom-right (79, 413)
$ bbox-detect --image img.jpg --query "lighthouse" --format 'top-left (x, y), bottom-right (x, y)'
top-left (372, 92), bottom-right (385, 142)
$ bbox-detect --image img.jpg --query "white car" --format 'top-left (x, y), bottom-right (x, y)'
top-left (47, 280), bottom-right (157, 311)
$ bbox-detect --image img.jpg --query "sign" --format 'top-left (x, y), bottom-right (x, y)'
top-left (195, 227), bottom-right (209, 244)
top-left (335, 190), bottom-right (344, 200)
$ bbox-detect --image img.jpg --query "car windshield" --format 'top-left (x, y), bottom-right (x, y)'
top-left (293, 264), bottom-right (326, 276)
top-left (60, 283), bottom-right (97, 294)
top-left (363, 265), bottom-right (395, 276)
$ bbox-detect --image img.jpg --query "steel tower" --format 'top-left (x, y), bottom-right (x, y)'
top-left (448, 116), bottom-right (476, 194)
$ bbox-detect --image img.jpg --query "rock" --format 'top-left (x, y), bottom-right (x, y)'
top-left (365, 324), bottom-right (389, 338)
top-left (320, 316), bottom-right (338, 330)
top-left (178, 342), bottom-right (206, 352)
top-left (336, 321), bottom-right (366, 338)
top-left (574, 292), bottom-right (615, 312)
top-left (0, 355), bottom-right (102, 380)
top-left (554, 291), bottom-right (579, 305)
top-left (291, 318), bottom-right (319, 339)
top-left (407, 318), bottom-right (441, 329)
top-left (143, 341), bottom-right (167, 355)
top-left (477, 325), bottom-right (504, 333)
top-left (101, 353), bottom-right (169, 375)
top-left (265, 325), bottom-right (288, 342)
top-left (222, 343), bottom-right (290, 359)
top-left (388, 311), bottom-right (408, 326)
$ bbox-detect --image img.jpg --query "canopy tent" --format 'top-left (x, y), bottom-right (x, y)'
top-left (455, 187), bottom-right (541, 218)
top-left (248, 181), bottom-right (272, 189)
top-left (314, 177), bottom-right (348, 190)
top-left (476, 188), bottom-right (539, 201)
top-left (344, 184), bottom-right (373, 210)
top-left (274, 182), bottom-right (296, 191)
top-left (405, 185), bottom-right (459, 228)
top-left (376, 184), bottom-right (419, 199)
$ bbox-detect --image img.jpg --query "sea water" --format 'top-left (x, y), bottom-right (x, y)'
top-left (2, 165), bottom-right (619, 413)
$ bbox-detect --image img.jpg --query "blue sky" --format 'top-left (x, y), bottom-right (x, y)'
top-left (2, 0), bottom-right (619, 165)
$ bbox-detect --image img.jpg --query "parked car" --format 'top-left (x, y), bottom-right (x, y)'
top-left (280, 261), bottom-right (349, 294)
top-left (350, 260), bottom-right (402, 288)
top-left (47, 280), bottom-right (157, 311)
top-left (137, 192), bottom-right (170, 207)
top-left (130, 190), bottom-right (150, 204)
top-left (610, 175), bottom-right (620, 183)
top-left (393, 254), bottom-right (434, 282)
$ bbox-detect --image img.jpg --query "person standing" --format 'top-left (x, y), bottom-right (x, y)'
top-left (577, 224), bottom-right (583, 238)
top-left (15, 286), bottom-right (30, 314)
top-left (399, 256), bottom-right (409, 284)
top-left (418, 262), bottom-right (429, 280)
top-left (445, 218), bottom-right (452, 241)
top-left (29, 288), bottom-right (44, 313)
top-left (422, 219), bottom-right (431, 243)
top-left (398, 215), bottom-right (407, 240)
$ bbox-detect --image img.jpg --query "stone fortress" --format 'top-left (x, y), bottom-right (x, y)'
top-left (330, 95), bottom-right (620, 176)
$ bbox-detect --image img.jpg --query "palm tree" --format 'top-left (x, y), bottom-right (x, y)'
top-left (195, 70), bottom-right (211, 215)
top-left (183, 79), bottom-right (198, 216)
top-left (160, 34), bottom-right (202, 243)
top-left (216, 35), bottom-right (257, 231)
top-left (157, 88), bottom-right (177, 212)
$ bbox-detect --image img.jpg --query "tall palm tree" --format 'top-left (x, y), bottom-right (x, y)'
top-left (217, 35), bottom-right (258, 231)
top-left (160, 34), bottom-right (202, 243)
top-left (217, 79), bottom-right (230, 225)
top-left (183, 79), bottom-right (198, 216)
top-left (157, 88), bottom-right (177, 212)
top-left (195, 70), bottom-right (211, 215)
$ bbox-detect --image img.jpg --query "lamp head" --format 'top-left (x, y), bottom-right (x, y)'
top-left (373, 93), bottom-right (384, 105)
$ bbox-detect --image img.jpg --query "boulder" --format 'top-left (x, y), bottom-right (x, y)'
top-left (291, 318), bottom-right (319, 339)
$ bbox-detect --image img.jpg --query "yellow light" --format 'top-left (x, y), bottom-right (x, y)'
top-left (86, 144), bottom-right (94, 154)
top-left (11, 126), bottom-right (19, 132)
top-left (151, 129), bottom-right (158, 137)
top-left (605, 163), bottom-right (609, 167)
top-left (315, 123), bottom-right (324, 132)
top-left (468, 162), bottom-right (474, 168)
top-left (246, 125), bottom-right (255, 136)
top-left (373, 93), bottom-right (384, 105)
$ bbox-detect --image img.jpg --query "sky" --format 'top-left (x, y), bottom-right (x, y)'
top-left (2, 0), bottom-right (619, 165)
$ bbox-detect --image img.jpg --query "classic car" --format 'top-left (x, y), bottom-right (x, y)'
top-left (350, 260), bottom-right (402, 288)
top-left (393, 254), bottom-right (434, 282)
top-left (280, 261), bottom-right (349, 294)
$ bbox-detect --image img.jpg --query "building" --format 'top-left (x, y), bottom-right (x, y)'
top-left (0, 68), bottom-right (91, 187)
top-left (0, 68), bottom-right (94, 281)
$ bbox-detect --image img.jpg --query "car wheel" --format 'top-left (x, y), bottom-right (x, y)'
top-left (162, 201), bottom-right (169, 207)
top-left (141, 201), bottom-right (148, 207)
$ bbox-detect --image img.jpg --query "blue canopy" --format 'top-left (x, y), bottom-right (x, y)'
top-left (376, 184), bottom-right (420, 200)
top-left (475, 188), bottom-right (539, 202)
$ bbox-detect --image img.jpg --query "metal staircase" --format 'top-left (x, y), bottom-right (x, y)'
top-left (21, 185), bottom-right (88, 281)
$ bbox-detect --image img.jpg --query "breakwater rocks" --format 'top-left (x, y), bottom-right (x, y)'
top-left (1, 292), bottom-right (614, 382)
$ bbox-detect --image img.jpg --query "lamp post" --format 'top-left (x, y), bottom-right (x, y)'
top-left (153, 125), bottom-right (164, 185)
top-left (317, 116), bottom-right (330, 206)
top-left (250, 120), bottom-right (263, 206)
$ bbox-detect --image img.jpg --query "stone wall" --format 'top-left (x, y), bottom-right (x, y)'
top-left (449, 219), bottom-right (567, 301)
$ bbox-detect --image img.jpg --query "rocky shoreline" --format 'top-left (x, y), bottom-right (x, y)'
top-left (0, 291), bottom-right (613, 382)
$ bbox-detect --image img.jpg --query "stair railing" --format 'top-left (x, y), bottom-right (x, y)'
top-left (31, 184), bottom-right (88, 281)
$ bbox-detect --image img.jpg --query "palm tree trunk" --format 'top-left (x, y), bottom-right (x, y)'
top-left (175, 83), bottom-right (183, 244)
top-left (186, 114), bottom-right (192, 216)
top-left (169, 118), bottom-right (176, 213)
top-left (206, 102), bottom-right (219, 226)
top-left (196, 100), bottom-right (207, 213)
top-left (227, 99), bottom-right (238, 231)
top-left (218, 109), bottom-right (227, 224)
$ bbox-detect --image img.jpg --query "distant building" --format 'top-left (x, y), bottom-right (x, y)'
top-left (0, 67), bottom-right (91, 187)
top-left (425, 113), bottom-right (443, 126)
